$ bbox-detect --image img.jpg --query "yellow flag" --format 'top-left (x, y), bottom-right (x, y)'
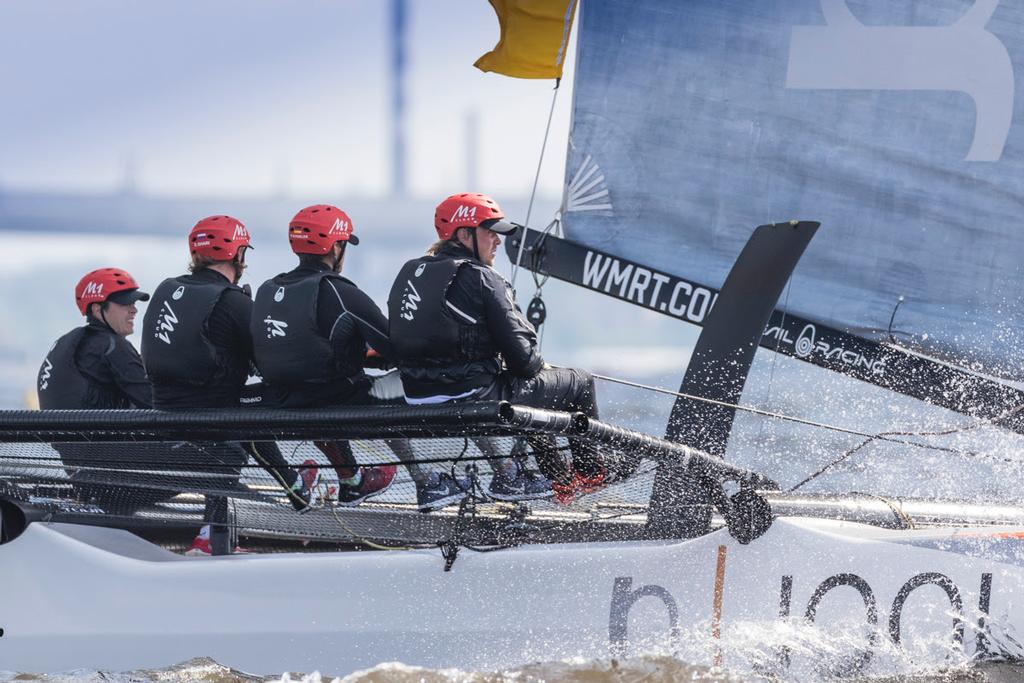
top-left (474, 0), bottom-right (578, 79)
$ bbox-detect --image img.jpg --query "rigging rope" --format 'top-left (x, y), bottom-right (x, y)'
top-left (511, 79), bottom-right (561, 290)
top-left (529, 217), bottom-right (559, 352)
top-left (590, 373), bottom-right (1024, 470)
top-left (323, 485), bottom-right (423, 552)
top-left (788, 403), bottom-right (1024, 490)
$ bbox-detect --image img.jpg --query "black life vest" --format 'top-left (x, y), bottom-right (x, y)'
top-left (251, 272), bottom-right (339, 384)
top-left (388, 255), bottom-right (469, 364)
top-left (38, 326), bottom-right (129, 409)
top-left (38, 327), bottom-right (92, 409)
top-left (141, 275), bottom-right (239, 385)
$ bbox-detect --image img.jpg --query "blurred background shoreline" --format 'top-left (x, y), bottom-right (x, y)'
top-left (0, 0), bottom-right (698, 410)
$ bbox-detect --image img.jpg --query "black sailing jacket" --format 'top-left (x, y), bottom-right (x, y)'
top-left (38, 317), bottom-right (152, 409)
top-left (252, 262), bottom-right (394, 406)
top-left (142, 268), bottom-right (252, 409)
top-left (389, 241), bottom-right (543, 399)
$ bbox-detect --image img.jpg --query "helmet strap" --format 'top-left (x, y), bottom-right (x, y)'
top-left (471, 228), bottom-right (481, 261)
top-left (97, 303), bottom-right (114, 332)
top-left (230, 251), bottom-right (247, 284)
top-left (330, 242), bottom-right (347, 272)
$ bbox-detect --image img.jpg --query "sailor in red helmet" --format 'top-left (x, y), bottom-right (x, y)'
top-left (141, 216), bottom-right (319, 554)
top-left (389, 193), bottom-right (604, 505)
top-left (143, 216), bottom-right (256, 409)
top-left (37, 267), bottom-right (188, 516)
top-left (251, 204), bottom-right (420, 506)
top-left (39, 268), bottom-right (151, 410)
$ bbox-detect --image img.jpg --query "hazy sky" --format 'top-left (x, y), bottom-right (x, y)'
top-left (0, 1), bottom-right (575, 198)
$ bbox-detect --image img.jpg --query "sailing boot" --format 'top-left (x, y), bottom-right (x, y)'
top-left (489, 461), bottom-right (553, 501)
top-left (552, 439), bottom-right (611, 505)
top-left (336, 464), bottom-right (398, 506)
top-left (185, 524), bottom-right (213, 556)
top-left (288, 459), bottom-right (321, 514)
top-left (552, 470), bottom-right (607, 506)
top-left (416, 472), bottom-right (470, 512)
top-left (525, 434), bottom-right (573, 486)
top-left (185, 525), bottom-right (251, 556)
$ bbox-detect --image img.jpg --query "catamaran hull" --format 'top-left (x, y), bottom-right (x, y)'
top-left (1, 517), bottom-right (1021, 676)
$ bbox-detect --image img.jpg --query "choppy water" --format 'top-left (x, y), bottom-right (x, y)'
top-left (2, 656), bottom-right (1021, 683)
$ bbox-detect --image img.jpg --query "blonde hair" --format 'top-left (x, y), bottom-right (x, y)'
top-left (427, 228), bottom-right (474, 255)
top-left (425, 239), bottom-right (448, 256)
top-left (188, 256), bottom-right (218, 273)
top-left (188, 255), bottom-right (246, 278)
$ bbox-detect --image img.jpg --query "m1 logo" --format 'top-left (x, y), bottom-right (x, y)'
top-left (82, 282), bottom-right (103, 297)
top-left (399, 280), bottom-right (421, 321)
top-left (154, 301), bottom-right (179, 345)
top-left (451, 205), bottom-right (477, 222)
top-left (330, 218), bottom-right (349, 235)
top-left (233, 224), bottom-right (249, 240)
top-left (38, 358), bottom-right (53, 391)
top-left (263, 316), bottom-right (288, 339)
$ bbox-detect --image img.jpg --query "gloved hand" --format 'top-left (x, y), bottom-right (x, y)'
top-left (364, 348), bottom-right (395, 370)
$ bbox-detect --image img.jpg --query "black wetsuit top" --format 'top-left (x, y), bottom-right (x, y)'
top-left (390, 241), bottom-right (543, 399)
top-left (38, 317), bottom-right (152, 409)
top-left (147, 268), bottom-right (254, 410)
top-left (257, 262), bottom-right (394, 407)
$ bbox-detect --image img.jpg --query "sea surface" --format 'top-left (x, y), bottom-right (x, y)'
top-left (3, 656), bottom-right (1023, 683)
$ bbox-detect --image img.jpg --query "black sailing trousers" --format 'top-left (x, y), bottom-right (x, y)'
top-left (480, 367), bottom-right (604, 483)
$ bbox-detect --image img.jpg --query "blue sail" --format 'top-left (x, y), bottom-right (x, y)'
top-left (563, 0), bottom-right (1024, 379)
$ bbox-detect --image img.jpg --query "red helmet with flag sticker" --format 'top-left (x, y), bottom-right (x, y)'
top-left (74, 268), bottom-right (150, 315)
top-left (288, 204), bottom-right (359, 255)
top-left (434, 193), bottom-right (519, 241)
top-left (188, 215), bottom-right (251, 261)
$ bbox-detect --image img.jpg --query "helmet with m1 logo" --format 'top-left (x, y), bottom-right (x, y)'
top-left (188, 215), bottom-right (251, 261)
top-left (74, 268), bottom-right (150, 315)
top-left (288, 204), bottom-right (360, 255)
top-left (434, 193), bottom-right (520, 241)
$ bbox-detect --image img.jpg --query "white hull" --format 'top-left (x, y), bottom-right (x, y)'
top-left (2, 517), bottom-right (1022, 676)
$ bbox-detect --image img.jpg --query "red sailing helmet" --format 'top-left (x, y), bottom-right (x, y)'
top-left (74, 268), bottom-right (150, 315)
top-left (288, 204), bottom-right (359, 255)
top-left (188, 215), bottom-right (251, 261)
top-left (434, 193), bottom-right (519, 241)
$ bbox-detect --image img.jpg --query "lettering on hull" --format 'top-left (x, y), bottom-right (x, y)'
top-left (609, 569), bottom-right (998, 672)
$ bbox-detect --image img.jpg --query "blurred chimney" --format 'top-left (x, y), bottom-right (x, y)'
top-left (465, 110), bottom-right (479, 190)
top-left (274, 160), bottom-right (291, 199)
top-left (121, 153), bottom-right (139, 196)
top-left (391, 0), bottom-right (408, 196)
